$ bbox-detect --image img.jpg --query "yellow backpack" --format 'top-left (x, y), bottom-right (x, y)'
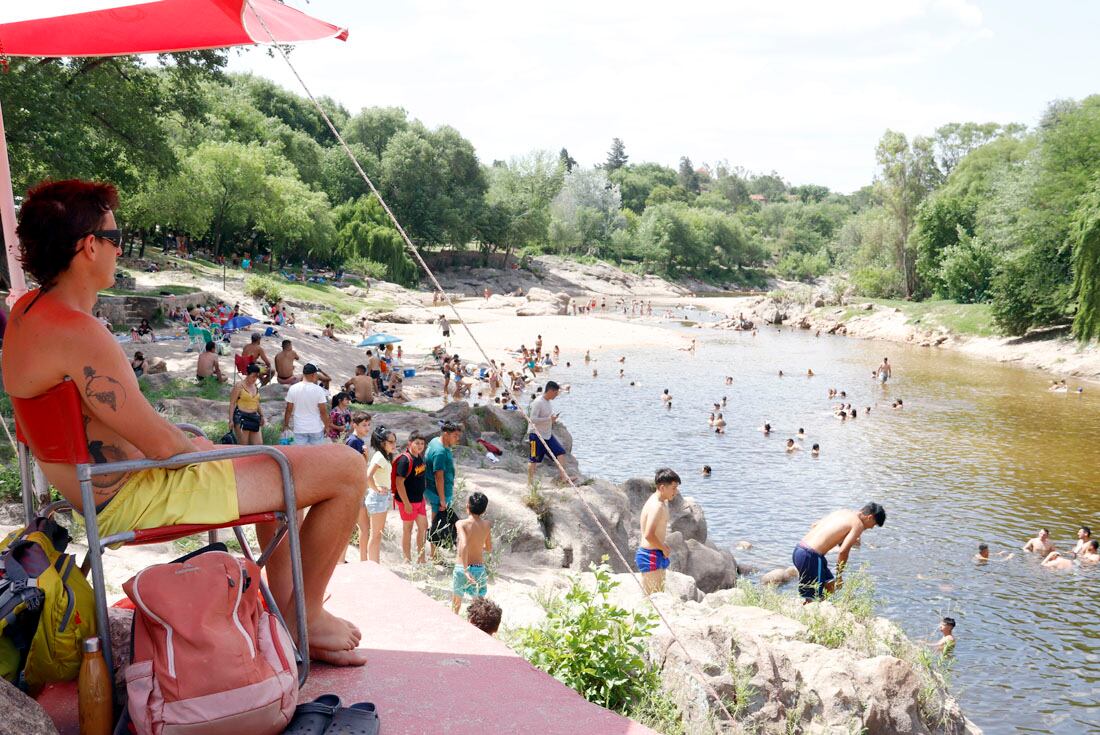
top-left (0, 515), bottom-right (97, 694)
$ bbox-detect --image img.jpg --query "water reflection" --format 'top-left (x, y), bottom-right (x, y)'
top-left (555, 324), bottom-right (1100, 733)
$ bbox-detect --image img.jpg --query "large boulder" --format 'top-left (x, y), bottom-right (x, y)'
top-left (474, 405), bottom-right (528, 444)
top-left (139, 372), bottom-right (175, 391)
top-left (432, 400), bottom-right (471, 426)
top-left (547, 478), bottom-right (633, 572)
top-left (621, 478), bottom-right (707, 544)
top-left (515, 301), bottom-right (565, 317)
top-left (525, 286), bottom-right (561, 303)
top-left (373, 410), bottom-right (441, 444)
top-left (160, 396), bottom-right (229, 424)
top-left (0, 677), bottom-right (59, 735)
top-left (261, 382), bottom-right (291, 402)
top-left (666, 532), bottom-right (738, 593)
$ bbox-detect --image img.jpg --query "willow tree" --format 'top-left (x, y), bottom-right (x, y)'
top-left (1072, 182), bottom-right (1100, 341)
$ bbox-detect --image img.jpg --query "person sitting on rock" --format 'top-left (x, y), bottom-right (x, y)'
top-left (196, 341), bottom-right (226, 383)
top-left (636, 468), bottom-right (680, 595)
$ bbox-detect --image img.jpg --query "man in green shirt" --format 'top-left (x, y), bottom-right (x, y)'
top-left (425, 421), bottom-right (462, 559)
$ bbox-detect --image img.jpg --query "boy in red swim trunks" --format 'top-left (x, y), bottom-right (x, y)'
top-left (394, 431), bottom-right (429, 563)
top-left (636, 468), bottom-right (680, 594)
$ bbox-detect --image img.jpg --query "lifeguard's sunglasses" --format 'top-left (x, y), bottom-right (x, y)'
top-left (79, 229), bottom-right (123, 248)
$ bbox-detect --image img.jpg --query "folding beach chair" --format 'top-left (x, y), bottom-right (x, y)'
top-left (10, 378), bottom-right (309, 694)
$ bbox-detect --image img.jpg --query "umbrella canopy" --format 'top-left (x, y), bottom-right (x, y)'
top-left (0, 1), bottom-right (348, 57)
top-left (223, 315), bottom-right (260, 331)
top-left (358, 334), bottom-right (402, 347)
top-left (0, 0), bottom-right (348, 304)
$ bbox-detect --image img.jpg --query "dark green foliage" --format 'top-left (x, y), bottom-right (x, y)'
top-left (605, 138), bottom-right (629, 172)
top-left (513, 563), bottom-right (660, 714)
top-left (937, 231), bottom-right (996, 303)
top-left (1071, 182), bottom-right (1100, 341)
top-left (913, 193), bottom-right (977, 297)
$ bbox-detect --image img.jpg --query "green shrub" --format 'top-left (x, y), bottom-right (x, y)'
top-left (937, 230), bottom-right (997, 303)
top-left (0, 462), bottom-right (23, 502)
top-left (343, 257), bottom-right (389, 280)
top-left (244, 275), bottom-right (284, 305)
top-left (513, 561), bottom-right (660, 713)
top-left (775, 250), bottom-right (829, 282)
top-left (318, 312), bottom-right (352, 332)
top-left (851, 266), bottom-right (905, 298)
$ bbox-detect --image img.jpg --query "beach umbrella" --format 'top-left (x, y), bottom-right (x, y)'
top-left (223, 315), bottom-right (260, 331)
top-left (357, 333), bottom-right (403, 347)
top-left (0, 0), bottom-right (349, 305)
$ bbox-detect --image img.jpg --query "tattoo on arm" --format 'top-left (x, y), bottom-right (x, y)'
top-left (83, 366), bottom-right (126, 412)
top-left (87, 439), bottom-right (131, 491)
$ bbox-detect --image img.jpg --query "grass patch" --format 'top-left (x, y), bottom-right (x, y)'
top-left (277, 279), bottom-right (363, 315)
top-left (140, 377), bottom-right (229, 404)
top-left (318, 311), bottom-right (353, 332)
top-left (865, 299), bottom-right (998, 338)
top-left (350, 401), bottom-right (423, 414)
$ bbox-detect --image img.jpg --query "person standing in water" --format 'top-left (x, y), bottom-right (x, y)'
top-left (876, 357), bottom-right (892, 385)
top-left (793, 503), bottom-right (886, 601)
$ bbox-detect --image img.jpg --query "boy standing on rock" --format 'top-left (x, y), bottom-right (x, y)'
top-left (637, 468), bottom-right (681, 595)
top-left (452, 492), bottom-right (492, 613)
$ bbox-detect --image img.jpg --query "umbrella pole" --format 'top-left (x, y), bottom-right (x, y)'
top-left (0, 96), bottom-right (27, 306)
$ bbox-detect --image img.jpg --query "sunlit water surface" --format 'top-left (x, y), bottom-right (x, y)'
top-left (549, 319), bottom-right (1099, 734)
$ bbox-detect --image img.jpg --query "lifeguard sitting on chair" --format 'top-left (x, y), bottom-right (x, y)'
top-left (2, 180), bottom-right (368, 667)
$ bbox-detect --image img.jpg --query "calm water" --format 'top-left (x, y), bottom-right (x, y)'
top-left (551, 320), bottom-right (1099, 734)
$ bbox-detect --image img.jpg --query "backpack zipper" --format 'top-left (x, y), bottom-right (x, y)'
top-left (131, 567), bottom-right (176, 678)
top-left (230, 561), bottom-right (256, 659)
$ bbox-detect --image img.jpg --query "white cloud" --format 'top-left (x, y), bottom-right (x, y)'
top-left (230, 0), bottom-right (1003, 191)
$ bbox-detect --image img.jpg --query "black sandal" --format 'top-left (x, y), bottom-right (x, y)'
top-left (282, 694), bottom-right (341, 734)
top-left (325, 702), bottom-right (380, 735)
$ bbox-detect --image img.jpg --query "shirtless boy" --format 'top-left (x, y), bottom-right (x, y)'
top-left (195, 341), bottom-right (226, 382)
top-left (275, 339), bottom-right (301, 385)
top-left (452, 492), bottom-right (492, 613)
top-left (2, 180), bottom-right (367, 665)
top-left (1022, 528), bottom-right (1055, 555)
top-left (344, 364), bottom-right (375, 404)
top-left (1073, 526), bottom-right (1092, 556)
top-left (637, 468), bottom-right (681, 595)
top-left (241, 332), bottom-right (273, 385)
top-left (794, 503), bottom-right (886, 600)
top-left (932, 617), bottom-right (956, 653)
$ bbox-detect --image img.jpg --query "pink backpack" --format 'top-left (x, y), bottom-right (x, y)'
top-left (122, 550), bottom-right (297, 735)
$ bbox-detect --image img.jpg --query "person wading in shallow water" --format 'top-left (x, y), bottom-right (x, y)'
top-left (2, 179), bottom-right (368, 666)
top-left (793, 503), bottom-right (886, 601)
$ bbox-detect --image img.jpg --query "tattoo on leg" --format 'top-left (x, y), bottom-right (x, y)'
top-left (83, 366), bottom-right (126, 412)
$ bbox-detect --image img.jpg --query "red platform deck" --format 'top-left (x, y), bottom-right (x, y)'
top-left (41, 561), bottom-right (655, 735)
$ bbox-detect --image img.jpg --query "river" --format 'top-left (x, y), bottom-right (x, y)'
top-left (554, 318), bottom-right (1100, 734)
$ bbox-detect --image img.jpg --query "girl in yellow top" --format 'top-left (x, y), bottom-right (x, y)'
top-left (229, 364), bottom-right (264, 445)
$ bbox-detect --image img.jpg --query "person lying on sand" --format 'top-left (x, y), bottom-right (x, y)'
top-left (3, 180), bottom-right (368, 666)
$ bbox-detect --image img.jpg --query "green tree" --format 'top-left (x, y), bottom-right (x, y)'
top-left (345, 106), bottom-right (409, 161)
top-left (677, 156), bottom-right (701, 194)
top-left (605, 138), bottom-right (628, 172)
top-left (912, 192), bottom-right (977, 297)
top-left (482, 151), bottom-right (564, 257)
top-left (256, 176), bottom-right (334, 267)
top-left (559, 147), bottom-right (578, 173)
top-left (610, 163), bottom-right (677, 214)
top-left (938, 229), bottom-right (996, 303)
top-left (333, 196), bottom-right (418, 285)
top-left (932, 121), bottom-right (1026, 176)
top-left (548, 168), bottom-right (625, 257)
top-left (1071, 181), bottom-right (1100, 341)
top-left (874, 130), bottom-right (942, 296)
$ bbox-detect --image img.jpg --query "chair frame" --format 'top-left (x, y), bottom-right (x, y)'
top-left (13, 381), bottom-right (309, 690)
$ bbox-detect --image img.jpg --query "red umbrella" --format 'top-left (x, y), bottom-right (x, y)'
top-left (0, 0), bottom-right (349, 302)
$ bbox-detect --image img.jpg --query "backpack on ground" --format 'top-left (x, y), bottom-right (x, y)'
top-left (123, 547), bottom-right (297, 735)
top-left (0, 515), bottom-right (97, 693)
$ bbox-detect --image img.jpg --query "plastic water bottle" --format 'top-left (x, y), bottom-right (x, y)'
top-left (78, 637), bottom-right (112, 735)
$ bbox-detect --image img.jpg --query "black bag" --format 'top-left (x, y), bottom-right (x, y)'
top-left (218, 430), bottom-right (237, 445)
top-left (428, 506), bottom-right (459, 549)
top-left (237, 411), bottom-right (262, 433)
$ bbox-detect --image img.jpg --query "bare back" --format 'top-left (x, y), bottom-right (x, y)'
top-left (275, 349), bottom-right (298, 379)
top-left (350, 375), bottom-right (374, 400)
top-left (456, 517), bottom-right (492, 566)
top-left (801, 509), bottom-right (863, 555)
top-left (242, 342), bottom-right (270, 366)
top-left (2, 290), bottom-right (189, 509)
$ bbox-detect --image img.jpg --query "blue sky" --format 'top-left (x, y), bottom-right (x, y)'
top-left (228, 1), bottom-right (1100, 192)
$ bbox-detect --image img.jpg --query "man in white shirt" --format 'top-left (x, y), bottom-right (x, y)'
top-left (527, 380), bottom-right (570, 485)
top-left (284, 363), bottom-right (332, 445)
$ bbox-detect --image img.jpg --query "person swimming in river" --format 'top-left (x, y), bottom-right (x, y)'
top-left (701, 465), bottom-right (712, 477)
top-left (713, 413), bottom-right (726, 429)
top-left (892, 399), bottom-right (904, 409)
top-left (932, 618), bottom-right (956, 653)
top-left (974, 543), bottom-right (1013, 563)
top-left (1048, 379), bottom-right (1068, 392)
top-left (794, 503), bottom-right (886, 601)
top-left (760, 422), bottom-right (771, 435)
top-left (637, 468), bottom-right (681, 595)
top-left (797, 428), bottom-right (806, 441)
top-left (811, 443), bottom-right (820, 457)
top-left (1073, 526), bottom-right (1093, 556)
top-left (662, 388), bottom-right (672, 404)
top-left (725, 376), bottom-right (733, 385)
top-left (807, 368), bottom-right (814, 377)
top-left (876, 357), bottom-right (892, 384)
top-left (1022, 528), bottom-right (1055, 555)
top-left (785, 438), bottom-right (801, 453)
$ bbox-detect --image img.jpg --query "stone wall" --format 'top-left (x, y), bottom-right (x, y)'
top-left (93, 291), bottom-right (215, 329)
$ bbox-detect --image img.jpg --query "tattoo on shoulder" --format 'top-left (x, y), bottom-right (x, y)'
top-left (83, 366), bottom-right (126, 412)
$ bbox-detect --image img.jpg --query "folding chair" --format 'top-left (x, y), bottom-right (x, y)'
top-left (11, 378), bottom-right (309, 691)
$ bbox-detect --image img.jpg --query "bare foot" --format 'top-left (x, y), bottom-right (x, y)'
top-left (310, 646), bottom-right (369, 667)
top-left (308, 610), bottom-right (362, 651)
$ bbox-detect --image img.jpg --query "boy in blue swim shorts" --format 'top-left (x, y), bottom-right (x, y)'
top-left (452, 491), bottom-right (493, 613)
top-left (637, 468), bottom-right (681, 595)
top-left (794, 502), bottom-right (886, 601)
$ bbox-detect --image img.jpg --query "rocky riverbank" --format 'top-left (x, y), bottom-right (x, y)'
top-left (696, 290), bottom-right (1100, 383)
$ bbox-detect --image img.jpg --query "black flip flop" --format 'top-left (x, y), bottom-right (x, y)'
top-left (325, 702), bottom-right (380, 735)
top-left (282, 694), bottom-right (341, 734)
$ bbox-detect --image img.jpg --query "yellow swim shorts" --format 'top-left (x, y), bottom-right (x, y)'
top-left (94, 460), bottom-right (239, 540)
